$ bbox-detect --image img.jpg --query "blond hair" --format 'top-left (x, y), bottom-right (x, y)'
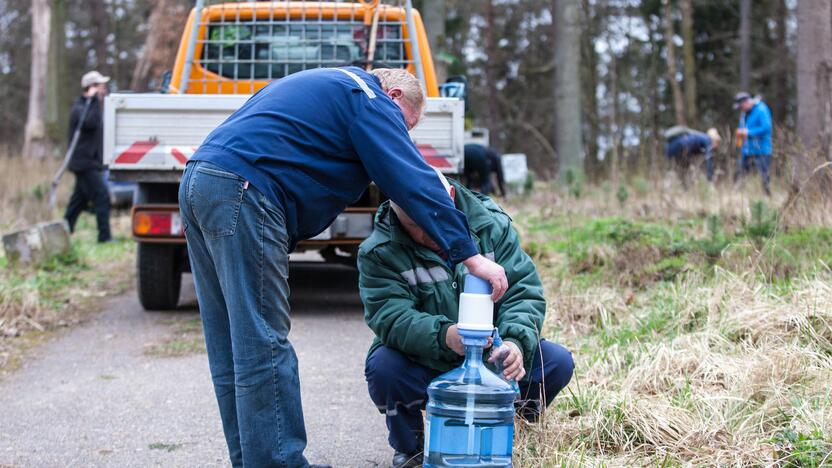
top-left (707, 128), bottom-right (722, 144)
top-left (370, 68), bottom-right (425, 111)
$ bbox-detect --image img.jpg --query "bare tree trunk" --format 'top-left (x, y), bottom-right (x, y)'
top-left (23, 0), bottom-right (52, 160)
top-left (648, 16), bottom-right (661, 174)
top-left (772, 0), bottom-right (789, 121)
top-left (45, 0), bottom-right (68, 145)
top-left (130, 0), bottom-right (190, 92)
top-left (739, 0), bottom-right (752, 91)
top-left (553, 0), bottom-right (584, 180)
top-left (581, 0), bottom-right (600, 181)
top-left (90, 0), bottom-right (110, 75)
top-left (483, 0), bottom-right (502, 149)
top-left (609, 51), bottom-right (621, 183)
top-left (661, 0), bottom-right (685, 126)
top-left (680, 0), bottom-right (697, 126)
top-left (421, 0), bottom-right (447, 84)
top-left (797, 0), bottom-right (832, 152)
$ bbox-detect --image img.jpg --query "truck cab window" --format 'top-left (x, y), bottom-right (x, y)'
top-left (201, 20), bottom-right (407, 80)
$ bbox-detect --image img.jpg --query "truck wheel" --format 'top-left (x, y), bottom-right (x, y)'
top-left (138, 243), bottom-right (182, 311)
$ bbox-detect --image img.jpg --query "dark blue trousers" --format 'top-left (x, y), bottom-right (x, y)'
top-left (736, 154), bottom-right (772, 192)
top-left (365, 340), bottom-right (574, 454)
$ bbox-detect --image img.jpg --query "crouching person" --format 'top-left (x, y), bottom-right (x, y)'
top-left (358, 169), bottom-right (574, 468)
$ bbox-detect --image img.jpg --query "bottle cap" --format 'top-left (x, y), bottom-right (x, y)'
top-left (463, 274), bottom-right (492, 295)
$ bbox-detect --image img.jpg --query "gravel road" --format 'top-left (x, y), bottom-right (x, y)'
top-left (0, 259), bottom-right (391, 467)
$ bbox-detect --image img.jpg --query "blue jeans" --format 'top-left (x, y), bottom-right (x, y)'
top-left (179, 161), bottom-right (308, 467)
top-left (365, 340), bottom-right (574, 454)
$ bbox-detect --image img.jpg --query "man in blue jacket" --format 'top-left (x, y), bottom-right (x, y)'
top-left (177, 67), bottom-right (508, 467)
top-left (733, 92), bottom-right (773, 195)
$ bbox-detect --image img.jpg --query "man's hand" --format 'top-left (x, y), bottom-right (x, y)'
top-left (488, 341), bottom-right (525, 381)
top-left (737, 128), bottom-right (748, 137)
top-left (445, 324), bottom-right (491, 356)
top-left (462, 254), bottom-right (508, 301)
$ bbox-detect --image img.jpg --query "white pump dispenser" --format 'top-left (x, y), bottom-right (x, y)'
top-left (457, 274), bottom-right (494, 332)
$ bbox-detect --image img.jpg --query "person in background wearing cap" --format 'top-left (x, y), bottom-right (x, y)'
top-left (733, 92), bottom-right (773, 195)
top-left (664, 127), bottom-right (721, 183)
top-left (63, 71), bottom-right (111, 243)
top-left (358, 169), bottom-right (574, 468)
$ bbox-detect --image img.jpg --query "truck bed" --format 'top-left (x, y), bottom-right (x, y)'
top-left (104, 94), bottom-right (465, 179)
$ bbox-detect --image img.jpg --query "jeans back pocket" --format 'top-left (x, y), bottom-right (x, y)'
top-left (190, 164), bottom-right (245, 239)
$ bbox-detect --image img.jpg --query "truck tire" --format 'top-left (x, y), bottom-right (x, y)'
top-left (138, 243), bottom-right (182, 311)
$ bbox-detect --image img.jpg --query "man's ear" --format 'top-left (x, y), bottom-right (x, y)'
top-left (387, 88), bottom-right (403, 100)
top-left (449, 186), bottom-right (456, 201)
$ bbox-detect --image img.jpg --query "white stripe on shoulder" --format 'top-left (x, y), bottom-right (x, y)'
top-left (335, 68), bottom-right (376, 99)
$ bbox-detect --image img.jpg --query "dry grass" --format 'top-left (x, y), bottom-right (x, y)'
top-left (0, 156), bottom-right (74, 231)
top-left (0, 155), bottom-right (135, 377)
top-left (505, 176), bottom-right (832, 466)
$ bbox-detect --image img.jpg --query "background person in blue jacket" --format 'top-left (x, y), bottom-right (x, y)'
top-left (177, 67), bottom-right (509, 468)
top-left (733, 92), bottom-right (773, 195)
top-left (664, 127), bottom-right (721, 184)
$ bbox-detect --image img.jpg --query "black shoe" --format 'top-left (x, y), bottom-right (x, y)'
top-left (392, 450), bottom-right (423, 468)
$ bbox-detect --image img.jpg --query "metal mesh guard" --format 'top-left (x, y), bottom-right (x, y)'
top-left (186, 1), bottom-right (412, 94)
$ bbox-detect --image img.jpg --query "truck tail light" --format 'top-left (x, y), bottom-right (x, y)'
top-left (133, 209), bottom-right (183, 238)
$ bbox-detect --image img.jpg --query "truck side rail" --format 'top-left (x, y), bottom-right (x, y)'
top-left (104, 94), bottom-right (464, 178)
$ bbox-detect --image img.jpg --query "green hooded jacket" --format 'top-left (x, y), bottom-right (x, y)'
top-left (357, 180), bottom-right (546, 378)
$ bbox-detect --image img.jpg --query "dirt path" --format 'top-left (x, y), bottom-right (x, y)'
top-left (0, 261), bottom-right (390, 467)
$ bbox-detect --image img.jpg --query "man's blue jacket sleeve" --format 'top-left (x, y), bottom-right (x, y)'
top-left (349, 100), bottom-right (478, 264)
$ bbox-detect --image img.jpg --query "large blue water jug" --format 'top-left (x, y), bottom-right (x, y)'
top-left (423, 343), bottom-right (516, 466)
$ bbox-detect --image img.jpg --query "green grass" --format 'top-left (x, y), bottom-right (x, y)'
top-left (771, 429), bottom-right (832, 468)
top-left (144, 317), bottom-right (206, 358)
top-left (1, 215), bottom-right (134, 376)
top-left (523, 212), bottom-right (832, 288)
top-left (148, 442), bottom-right (183, 452)
top-left (508, 185), bottom-right (832, 466)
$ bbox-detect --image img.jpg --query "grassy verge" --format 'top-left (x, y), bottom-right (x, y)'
top-left (143, 316), bottom-right (206, 358)
top-left (507, 181), bottom-right (832, 466)
top-left (0, 214), bottom-right (135, 378)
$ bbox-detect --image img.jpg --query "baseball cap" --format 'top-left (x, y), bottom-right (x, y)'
top-left (81, 70), bottom-right (110, 88)
top-left (733, 92), bottom-right (751, 109)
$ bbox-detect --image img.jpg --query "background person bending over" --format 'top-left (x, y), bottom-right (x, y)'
top-left (664, 127), bottom-right (721, 184)
top-left (359, 170), bottom-right (574, 468)
top-left (463, 143), bottom-right (505, 196)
